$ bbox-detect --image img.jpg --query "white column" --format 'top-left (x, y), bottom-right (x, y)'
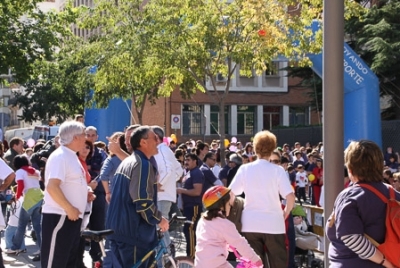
top-left (283, 105), bottom-right (290, 126)
top-left (231, 68), bottom-right (237, 87)
top-left (257, 105), bottom-right (263, 132)
top-left (231, 105), bottom-right (237, 135)
top-left (258, 75), bottom-right (263, 88)
top-left (204, 104), bottom-right (211, 135)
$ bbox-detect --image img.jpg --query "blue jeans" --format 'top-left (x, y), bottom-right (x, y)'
top-left (12, 200), bottom-right (42, 250)
top-left (157, 201), bottom-right (172, 268)
top-left (4, 226), bottom-right (25, 250)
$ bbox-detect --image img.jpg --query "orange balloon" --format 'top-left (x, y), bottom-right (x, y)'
top-left (258, 29), bottom-right (266, 37)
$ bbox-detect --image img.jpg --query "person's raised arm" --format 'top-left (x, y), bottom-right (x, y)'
top-left (107, 136), bottom-right (129, 161)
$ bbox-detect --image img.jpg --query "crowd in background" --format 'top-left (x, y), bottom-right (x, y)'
top-left (1, 117), bottom-right (400, 267)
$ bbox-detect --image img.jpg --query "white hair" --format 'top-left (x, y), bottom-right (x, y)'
top-left (59, 121), bottom-right (86, 146)
top-left (85, 126), bottom-right (98, 134)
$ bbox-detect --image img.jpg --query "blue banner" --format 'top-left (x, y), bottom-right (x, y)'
top-left (308, 21), bottom-right (382, 148)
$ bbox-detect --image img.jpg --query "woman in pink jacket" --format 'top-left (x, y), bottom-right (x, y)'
top-left (195, 186), bottom-right (262, 268)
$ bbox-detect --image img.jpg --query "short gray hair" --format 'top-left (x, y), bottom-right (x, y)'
top-left (59, 121), bottom-right (86, 146)
top-left (85, 126), bottom-right (98, 134)
top-left (151, 125), bottom-right (164, 140)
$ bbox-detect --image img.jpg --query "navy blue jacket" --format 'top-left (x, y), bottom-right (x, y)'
top-left (106, 150), bottom-right (161, 247)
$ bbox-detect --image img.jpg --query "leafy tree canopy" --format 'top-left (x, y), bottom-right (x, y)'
top-left (13, 38), bottom-right (93, 123)
top-left (0, 0), bottom-right (78, 83)
top-left (346, 0), bottom-right (400, 119)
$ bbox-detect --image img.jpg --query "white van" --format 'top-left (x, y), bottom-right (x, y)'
top-left (4, 127), bottom-right (34, 143)
top-left (32, 125), bottom-right (60, 141)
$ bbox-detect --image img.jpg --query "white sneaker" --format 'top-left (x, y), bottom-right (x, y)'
top-left (2, 254), bottom-right (16, 264)
top-left (5, 249), bottom-right (20, 254)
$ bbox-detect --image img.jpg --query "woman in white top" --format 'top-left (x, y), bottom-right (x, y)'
top-left (229, 130), bottom-right (295, 267)
top-left (8, 155), bottom-right (43, 254)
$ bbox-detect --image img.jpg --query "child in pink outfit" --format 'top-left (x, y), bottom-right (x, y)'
top-left (195, 186), bottom-right (262, 268)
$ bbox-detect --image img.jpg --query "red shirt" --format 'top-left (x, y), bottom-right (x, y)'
top-left (78, 157), bottom-right (91, 184)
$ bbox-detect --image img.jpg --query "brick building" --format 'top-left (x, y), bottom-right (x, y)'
top-left (130, 64), bottom-right (319, 144)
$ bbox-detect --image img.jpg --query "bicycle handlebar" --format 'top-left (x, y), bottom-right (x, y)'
top-left (169, 213), bottom-right (193, 225)
top-left (228, 246), bottom-right (263, 268)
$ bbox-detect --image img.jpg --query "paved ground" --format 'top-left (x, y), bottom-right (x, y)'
top-left (0, 227), bottom-right (190, 268)
top-left (0, 226), bottom-right (325, 267)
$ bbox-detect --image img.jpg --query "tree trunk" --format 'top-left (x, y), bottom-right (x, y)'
top-left (138, 111), bottom-right (143, 125)
top-left (219, 98), bottom-right (226, 166)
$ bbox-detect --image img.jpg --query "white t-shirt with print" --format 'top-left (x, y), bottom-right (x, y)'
top-left (15, 169), bottom-right (41, 194)
top-left (296, 171), bottom-right (308, 188)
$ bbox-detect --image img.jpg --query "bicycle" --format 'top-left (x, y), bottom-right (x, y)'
top-left (229, 246), bottom-right (263, 268)
top-left (81, 213), bottom-right (195, 268)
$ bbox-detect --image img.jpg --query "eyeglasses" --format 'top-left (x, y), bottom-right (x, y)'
top-left (270, 159), bottom-right (280, 164)
top-left (85, 146), bottom-right (91, 150)
top-left (209, 158), bottom-right (216, 161)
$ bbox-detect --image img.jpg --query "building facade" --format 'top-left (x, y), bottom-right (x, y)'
top-left (130, 64), bottom-right (320, 144)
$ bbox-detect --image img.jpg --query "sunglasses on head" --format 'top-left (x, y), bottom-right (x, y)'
top-left (270, 159), bottom-right (280, 164)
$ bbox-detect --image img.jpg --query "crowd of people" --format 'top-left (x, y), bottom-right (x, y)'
top-left (0, 116), bottom-right (399, 267)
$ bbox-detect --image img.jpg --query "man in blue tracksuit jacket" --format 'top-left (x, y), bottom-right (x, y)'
top-left (106, 126), bottom-right (169, 268)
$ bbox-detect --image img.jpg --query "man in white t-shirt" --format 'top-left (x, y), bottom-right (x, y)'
top-left (41, 121), bottom-right (93, 268)
top-left (0, 158), bottom-right (16, 266)
top-left (229, 130), bottom-right (295, 268)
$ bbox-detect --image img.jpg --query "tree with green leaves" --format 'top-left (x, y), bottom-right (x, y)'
top-left (346, 0), bottom-right (400, 119)
top-left (13, 38), bottom-right (93, 123)
top-left (76, 0), bottom-right (170, 124)
top-left (144, 0), bottom-right (363, 158)
top-left (0, 0), bottom-right (75, 83)
top-left (74, 0), bottom-right (362, 161)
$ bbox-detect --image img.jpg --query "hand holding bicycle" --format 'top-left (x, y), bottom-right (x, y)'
top-left (159, 217), bottom-right (169, 232)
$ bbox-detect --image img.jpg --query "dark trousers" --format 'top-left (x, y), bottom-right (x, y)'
top-left (109, 239), bottom-right (154, 268)
top-left (243, 232), bottom-right (287, 268)
top-left (0, 248), bottom-right (5, 268)
top-left (297, 187), bottom-right (307, 205)
top-left (287, 213), bottom-right (296, 268)
top-left (41, 213), bottom-right (82, 268)
top-left (183, 205), bottom-right (201, 258)
top-left (88, 192), bottom-right (107, 262)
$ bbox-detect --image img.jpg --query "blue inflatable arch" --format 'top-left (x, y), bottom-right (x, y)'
top-left (307, 21), bottom-right (382, 148)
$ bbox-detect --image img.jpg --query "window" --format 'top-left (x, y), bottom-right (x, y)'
top-left (265, 62), bottom-right (280, 76)
top-left (237, 106), bottom-right (256, 135)
top-left (210, 105), bottom-right (230, 135)
top-left (182, 105), bottom-right (204, 135)
top-left (263, 62), bottom-right (283, 88)
top-left (289, 107), bottom-right (310, 126)
top-left (263, 106), bottom-right (281, 130)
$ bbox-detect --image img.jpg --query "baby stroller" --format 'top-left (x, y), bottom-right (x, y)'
top-left (292, 206), bottom-right (323, 268)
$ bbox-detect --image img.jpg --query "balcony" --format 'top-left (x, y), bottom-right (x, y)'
top-left (0, 88), bottom-right (11, 98)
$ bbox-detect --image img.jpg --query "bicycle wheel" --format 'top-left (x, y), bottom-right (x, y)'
top-left (165, 256), bottom-right (194, 268)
